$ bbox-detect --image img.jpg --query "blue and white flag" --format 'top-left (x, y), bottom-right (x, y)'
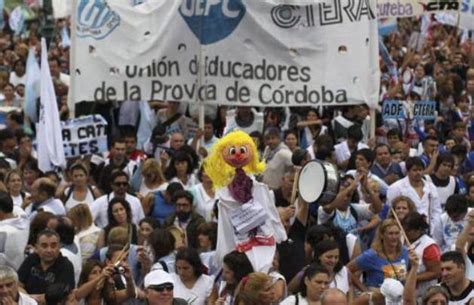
top-left (61, 26), bottom-right (71, 48)
top-left (24, 48), bottom-right (40, 122)
top-left (0, 0), bottom-right (4, 30)
top-left (9, 6), bottom-right (25, 36)
top-left (137, 100), bottom-right (154, 150)
top-left (37, 38), bottom-right (66, 172)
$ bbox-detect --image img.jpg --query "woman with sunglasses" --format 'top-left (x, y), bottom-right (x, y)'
top-left (171, 247), bottom-right (214, 305)
top-left (144, 270), bottom-right (187, 305)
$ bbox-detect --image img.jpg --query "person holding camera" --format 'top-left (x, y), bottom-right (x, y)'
top-left (102, 244), bottom-right (137, 305)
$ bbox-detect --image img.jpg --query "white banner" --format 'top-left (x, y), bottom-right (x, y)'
top-left (72, 0), bottom-right (380, 108)
top-left (377, 0), bottom-right (461, 19)
top-left (435, 0), bottom-right (474, 30)
top-left (61, 115), bottom-right (108, 158)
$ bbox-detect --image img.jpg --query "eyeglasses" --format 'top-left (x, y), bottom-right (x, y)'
top-left (114, 182), bottom-right (128, 187)
top-left (149, 284), bottom-right (174, 292)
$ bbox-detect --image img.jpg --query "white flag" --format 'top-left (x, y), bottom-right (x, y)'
top-left (52, 0), bottom-right (72, 18)
top-left (37, 38), bottom-right (66, 172)
top-left (24, 47), bottom-right (40, 122)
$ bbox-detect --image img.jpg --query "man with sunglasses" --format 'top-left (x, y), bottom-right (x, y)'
top-left (144, 270), bottom-right (187, 305)
top-left (91, 170), bottom-right (145, 228)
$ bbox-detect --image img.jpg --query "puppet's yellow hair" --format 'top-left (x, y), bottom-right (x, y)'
top-left (204, 130), bottom-right (265, 189)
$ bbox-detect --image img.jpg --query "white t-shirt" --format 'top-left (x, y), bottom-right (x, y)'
top-left (171, 273), bottom-right (214, 305)
top-left (0, 215), bottom-right (29, 270)
top-left (64, 186), bottom-right (96, 211)
top-left (91, 193), bottom-right (145, 228)
top-left (280, 293), bottom-right (309, 305)
top-left (11, 192), bottom-right (29, 207)
top-left (19, 292), bottom-right (38, 305)
top-left (189, 183), bottom-right (216, 222)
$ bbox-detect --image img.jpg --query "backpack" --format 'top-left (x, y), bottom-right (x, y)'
top-left (157, 260), bottom-right (169, 273)
top-left (64, 185), bottom-right (97, 203)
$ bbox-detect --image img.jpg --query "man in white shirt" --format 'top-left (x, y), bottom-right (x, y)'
top-left (188, 116), bottom-right (219, 158)
top-left (91, 171), bottom-right (145, 228)
top-left (0, 266), bottom-right (37, 305)
top-left (25, 178), bottom-right (65, 219)
top-left (387, 156), bottom-right (442, 236)
top-left (0, 191), bottom-right (29, 270)
top-left (334, 125), bottom-right (368, 170)
top-left (434, 194), bottom-right (472, 253)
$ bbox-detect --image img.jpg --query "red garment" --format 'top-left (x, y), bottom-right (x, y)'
top-left (128, 150), bottom-right (147, 162)
top-left (423, 244), bottom-right (441, 262)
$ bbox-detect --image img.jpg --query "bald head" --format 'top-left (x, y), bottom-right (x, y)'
top-left (170, 132), bottom-right (185, 150)
top-left (321, 288), bottom-right (347, 305)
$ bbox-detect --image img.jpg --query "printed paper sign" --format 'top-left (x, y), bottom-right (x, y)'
top-left (61, 115), bottom-right (108, 158)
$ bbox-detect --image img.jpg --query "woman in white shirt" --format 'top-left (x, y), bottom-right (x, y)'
top-left (165, 151), bottom-right (198, 190)
top-left (67, 203), bottom-right (101, 261)
top-left (172, 247), bottom-right (214, 305)
top-left (138, 158), bottom-right (168, 197)
top-left (5, 170), bottom-right (28, 207)
top-left (189, 166), bottom-right (216, 222)
top-left (60, 163), bottom-right (101, 211)
top-left (312, 240), bottom-right (351, 295)
top-left (280, 264), bottom-right (331, 305)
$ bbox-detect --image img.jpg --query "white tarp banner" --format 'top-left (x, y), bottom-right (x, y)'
top-left (52, 0), bottom-right (73, 19)
top-left (72, 0), bottom-right (380, 108)
top-left (435, 0), bottom-right (474, 30)
top-left (377, 0), bottom-right (461, 19)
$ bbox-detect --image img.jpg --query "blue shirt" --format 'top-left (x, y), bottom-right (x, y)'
top-left (356, 248), bottom-right (409, 288)
top-left (151, 192), bottom-right (175, 225)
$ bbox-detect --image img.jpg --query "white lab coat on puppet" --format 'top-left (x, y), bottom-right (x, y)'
top-left (204, 130), bottom-right (287, 273)
top-left (216, 178), bottom-right (287, 272)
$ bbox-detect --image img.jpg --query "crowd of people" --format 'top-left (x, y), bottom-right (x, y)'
top-left (0, 6), bottom-right (473, 305)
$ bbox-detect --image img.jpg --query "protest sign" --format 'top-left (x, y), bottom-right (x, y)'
top-left (61, 115), bottom-right (108, 158)
top-left (382, 100), bottom-right (437, 120)
top-left (71, 0), bottom-right (380, 108)
top-left (377, 0), bottom-right (461, 19)
top-left (382, 100), bottom-right (404, 119)
top-left (413, 101), bottom-right (436, 120)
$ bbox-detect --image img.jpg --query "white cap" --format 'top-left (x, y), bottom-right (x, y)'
top-left (380, 278), bottom-right (404, 305)
top-left (144, 270), bottom-right (175, 288)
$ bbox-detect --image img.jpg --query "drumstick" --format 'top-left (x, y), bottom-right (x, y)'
top-left (290, 169), bottom-right (300, 206)
top-left (391, 207), bottom-right (411, 247)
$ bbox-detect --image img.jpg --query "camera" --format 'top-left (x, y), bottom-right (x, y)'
top-left (114, 266), bottom-right (125, 274)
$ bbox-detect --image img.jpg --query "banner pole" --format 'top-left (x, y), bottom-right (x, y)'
top-left (370, 108), bottom-right (376, 140)
top-left (69, 0), bottom-right (77, 118)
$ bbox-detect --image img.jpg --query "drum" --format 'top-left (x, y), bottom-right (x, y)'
top-left (298, 160), bottom-right (340, 205)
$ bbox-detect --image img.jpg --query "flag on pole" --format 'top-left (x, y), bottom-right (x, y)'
top-left (0, 0), bottom-right (4, 30)
top-left (24, 47), bottom-right (40, 122)
top-left (61, 25), bottom-right (70, 48)
top-left (37, 38), bottom-right (66, 172)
